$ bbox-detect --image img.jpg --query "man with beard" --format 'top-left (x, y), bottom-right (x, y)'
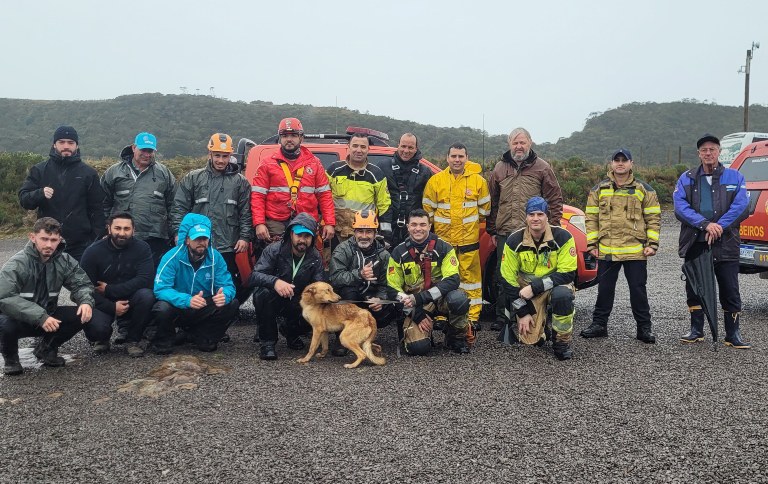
top-left (80, 212), bottom-right (155, 357)
top-left (101, 132), bottom-right (176, 269)
top-left (19, 126), bottom-right (105, 262)
top-left (1, 217), bottom-right (102, 375)
top-left (150, 213), bottom-right (237, 354)
top-left (378, 133), bottom-right (433, 247)
top-left (328, 210), bottom-right (394, 356)
top-left (251, 118), bottom-right (336, 242)
top-left (171, 133), bottom-right (253, 307)
top-left (387, 209), bottom-right (470, 355)
top-left (248, 213), bottom-right (325, 360)
top-left (486, 127), bottom-right (564, 331)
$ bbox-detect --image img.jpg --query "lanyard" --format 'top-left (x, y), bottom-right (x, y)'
top-left (292, 254), bottom-right (305, 279)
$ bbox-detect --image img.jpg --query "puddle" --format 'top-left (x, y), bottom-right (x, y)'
top-left (0, 347), bottom-right (78, 374)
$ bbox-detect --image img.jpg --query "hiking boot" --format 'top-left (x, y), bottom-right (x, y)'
top-left (552, 334), bottom-right (573, 361)
top-left (446, 327), bottom-right (470, 354)
top-left (113, 328), bottom-right (128, 345)
top-left (680, 308), bottom-right (705, 343)
top-left (173, 329), bottom-right (190, 346)
top-left (33, 344), bottom-right (66, 367)
top-left (724, 312), bottom-right (751, 349)
top-left (580, 323), bottom-right (608, 338)
top-left (3, 354), bottom-right (23, 376)
top-left (92, 341), bottom-right (110, 354)
top-left (260, 343), bottom-right (277, 361)
top-left (286, 336), bottom-right (305, 350)
top-left (126, 342), bottom-right (145, 358)
top-left (636, 327), bottom-right (657, 344)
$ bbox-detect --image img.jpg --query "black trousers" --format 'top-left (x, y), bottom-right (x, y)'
top-left (684, 243), bottom-right (741, 312)
top-left (0, 306), bottom-right (85, 357)
top-left (93, 288), bottom-right (156, 343)
top-left (495, 234), bottom-right (510, 323)
top-left (337, 286), bottom-right (394, 328)
top-left (144, 237), bottom-right (172, 270)
top-left (252, 287), bottom-right (309, 343)
top-left (592, 259), bottom-right (652, 328)
top-left (151, 299), bottom-right (238, 348)
top-left (222, 251), bottom-right (253, 308)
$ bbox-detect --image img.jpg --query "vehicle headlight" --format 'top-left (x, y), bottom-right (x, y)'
top-left (568, 215), bottom-right (586, 234)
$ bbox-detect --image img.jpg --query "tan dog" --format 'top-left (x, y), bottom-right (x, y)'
top-left (297, 282), bottom-right (386, 369)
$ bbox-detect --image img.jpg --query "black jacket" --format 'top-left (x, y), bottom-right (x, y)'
top-left (374, 152), bottom-right (433, 244)
top-left (80, 237), bottom-right (154, 315)
top-left (19, 147), bottom-right (105, 244)
top-left (248, 213), bottom-right (325, 294)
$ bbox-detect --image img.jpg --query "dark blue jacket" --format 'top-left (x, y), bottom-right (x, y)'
top-left (673, 163), bottom-right (748, 261)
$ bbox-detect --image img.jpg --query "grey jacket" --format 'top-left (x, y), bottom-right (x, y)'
top-left (329, 237), bottom-right (390, 300)
top-left (101, 146), bottom-right (176, 240)
top-left (170, 161), bottom-right (253, 252)
top-left (0, 241), bottom-right (94, 326)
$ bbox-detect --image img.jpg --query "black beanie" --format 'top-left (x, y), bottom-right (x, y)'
top-left (53, 126), bottom-right (79, 144)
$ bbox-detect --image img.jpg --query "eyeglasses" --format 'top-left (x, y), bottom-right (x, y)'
top-left (698, 148), bottom-right (719, 153)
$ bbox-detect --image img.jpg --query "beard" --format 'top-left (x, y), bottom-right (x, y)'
top-left (512, 149), bottom-right (530, 162)
top-left (110, 235), bottom-right (130, 248)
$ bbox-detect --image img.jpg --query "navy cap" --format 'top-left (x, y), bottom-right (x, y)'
top-left (525, 196), bottom-right (549, 215)
top-left (611, 148), bottom-right (632, 161)
top-left (696, 134), bottom-right (720, 149)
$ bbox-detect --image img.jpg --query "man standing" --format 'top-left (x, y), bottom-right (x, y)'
top-left (580, 149), bottom-right (661, 343)
top-left (171, 133), bottom-right (253, 306)
top-left (249, 213), bottom-right (325, 360)
top-left (674, 134), bottom-right (750, 348)
top-left (378, 133), bottom-right (433, 247)
top-left (151, 213), bottom-right (238, 354)
top-left (0, 218), bottom-right (105, 375)
top-left (387, 209), bottom-right (470, 355)
top-left (327, 133), bottom-right (392, 245)
top-left (251, 118), bottom-right (336, 242)
top-left (486, 127), bottom-right (564, 331)
top-left (500, 197), bottom-right (577, 360)
top-left (80, 212), bottom-right (156, 357)
top-left (101, 132), bottom-right (176, 268)
top-left (423, 143), bottom-right (490, 334)
top-left (19, 126), bottom-right (105, 262)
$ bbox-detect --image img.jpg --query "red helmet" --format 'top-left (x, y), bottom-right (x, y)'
top-left (278, 117), bottom-right (304, 136)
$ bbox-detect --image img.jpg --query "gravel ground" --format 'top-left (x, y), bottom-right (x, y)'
top-left (2, 213), bottom-right (768, 483)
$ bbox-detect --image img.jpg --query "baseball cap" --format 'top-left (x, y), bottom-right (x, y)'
top-left (696, 134), bottom-right (720, 149)
top-left (134, 132), bottom-right (157, 150)
top-left (292, 224), bottom-right (313, 236)
top-left (188, 223), bottom-right (211, 240)
top-left (611, 148), bottom-right (632, 161)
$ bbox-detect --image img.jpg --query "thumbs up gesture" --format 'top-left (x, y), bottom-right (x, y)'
top-left (190, 290), bottom-right (207, 309)
top-left (212, 287), bottom-right (226, 307)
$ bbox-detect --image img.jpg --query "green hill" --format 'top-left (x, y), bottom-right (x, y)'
top-left (0, 94), bottom-right (766, 166)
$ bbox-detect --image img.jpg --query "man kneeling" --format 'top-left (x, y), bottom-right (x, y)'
top-left (151, 213), bottom-right (237, 354)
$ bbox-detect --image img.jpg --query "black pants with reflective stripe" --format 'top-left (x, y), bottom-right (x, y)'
top-left (0, 307), bottom-right (85, 357)
top-left (592, 259), bottom-right (651, 328)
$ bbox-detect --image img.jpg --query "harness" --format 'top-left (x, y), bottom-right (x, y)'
top-left (279, 161), bottom-right (305, 216)
top-left (408, 239), bottom-right (437, 289)
top-left (392, 161), bottom-right (421, 227)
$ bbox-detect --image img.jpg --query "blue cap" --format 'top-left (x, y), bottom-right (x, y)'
top-left (134, 132), bottom-right (157, 150)
top-left (525, 196), bottom-right (549, 215)
top-left (292, 224), bottom-right (314, 236)
top-left (611, 148), bottom-right (632, 161)
top-left (187, 223), bottom-right (211, 240)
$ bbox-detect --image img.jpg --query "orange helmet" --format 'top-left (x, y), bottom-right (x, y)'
top-left (352, 210), bottom-right (379, 229)
top-left (208, 133), bottom-right (233, 153)
top-left (278, 117), bottom-right (304, 136)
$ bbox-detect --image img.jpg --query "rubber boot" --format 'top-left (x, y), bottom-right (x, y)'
top-left (680, 307), bottom-right (705, 343)
top-left (724, 312), bottom-right (751, 349)
top-left (3, 353), bottom-right (23, 376)
top-left (552, 333), bottom-right (573, 361)
top-left (259, 341), bottom-right (277, 360)
top-left (580, 322), bottom-right (608, 338)
top-left (445, 326), bottom-right (470, 354)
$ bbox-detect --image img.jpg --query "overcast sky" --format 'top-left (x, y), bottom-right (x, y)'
top-left (2, 0), bottom-right (765, 143)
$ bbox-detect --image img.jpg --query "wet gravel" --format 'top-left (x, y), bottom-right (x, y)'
top-left (2, 213), bottom-right (767, 483)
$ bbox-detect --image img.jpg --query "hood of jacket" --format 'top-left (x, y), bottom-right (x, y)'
top-left (501, 148), bottom-right (538, 168)
top-left (48, 146), bottom-right (82, 166)
top-left (283, 212), bottom-right (319, 245)
top-left (177, 213), bottom-right (213, 247)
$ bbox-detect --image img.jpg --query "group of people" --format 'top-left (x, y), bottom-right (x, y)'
top-left (0, 119), bottom-right (752, 375)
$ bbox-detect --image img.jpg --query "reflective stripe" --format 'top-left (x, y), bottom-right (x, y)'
top-left (478, 208), bottom-right (490, 216)
top-left (19, 292), bottom-right (34, 298)
top-left (226, 199), bottom-right (236, 205)
top-left (115, 190), bottom-right (130, 196)
top-left (646, 230), bottom-right (660, 241)
top-left (586, 231), bottom-right (598, 241)
top-left (644, 206), bottom-right (661, 214)
top-left (599, 189), bottom-right (645, 202)
top-left (542, 277), bottom-right (554, 291)
top-left (463, 214), bottom-right (479, 224)
top-left (433, 216), bottom-right (451, 224)
top-left (463, 201), bottom-right (478, 208)
top-left (585, 206), bottom-right (599, 214)
top-left (428, 287), bottom-right (442, 299)
top-left (478, 195), bottom-right (491, 205)
top-left (422, 198), bottom-right (437, 208)
top-left (153, 190), bottom-right (163, 197)
top-left (379, 222), bottom-right (392, 231)
top-left (469, 298), bottom-right (483, 306)
top-left (460, 282), bottom-right (482, 291)
top-left (251, 186), bottom-right (267, 194)
top-left (269, 187), bottom-right (290, 193)
top-left (436, 202), bottom-right (451, 209)
top-left (49, 292), bottom-right (59, 297)
top-left (195, 198), bottom-right (209, 204)
top-left (299, 187), bottom-right (315, 193)
top-left (599, 243), bottom-right (643, 254)
top-left (316, 185), bottom-right (331, 193)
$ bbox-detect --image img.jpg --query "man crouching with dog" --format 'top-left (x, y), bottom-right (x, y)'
top-left (386, 209), bottom-right (470, 355)
top-left (328, 209), bottom-right (394, 356)
top-left (248, 213), bottom-right (325, 360)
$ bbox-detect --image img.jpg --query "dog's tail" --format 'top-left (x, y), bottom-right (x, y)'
top-left (364, 340), bottom-right (386, 366)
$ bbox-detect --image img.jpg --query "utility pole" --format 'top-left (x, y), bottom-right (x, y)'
top-left (738, 41), bottom-right (760, 131)
top-left (482, 114), bottom-right (485, 166)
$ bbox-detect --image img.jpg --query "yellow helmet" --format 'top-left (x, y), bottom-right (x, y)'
top-left (208, 133), bottom-right (234, 153)
top-left (352, 209), bottom-right (379, 229)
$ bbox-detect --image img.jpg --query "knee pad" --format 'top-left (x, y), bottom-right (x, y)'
top-left (445, 290), bottom-right (470, 315)
top-left (550, 286), bottom-right (574, 315)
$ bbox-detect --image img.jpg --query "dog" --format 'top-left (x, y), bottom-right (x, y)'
top-left (297, 282), bottom-right (386, 369)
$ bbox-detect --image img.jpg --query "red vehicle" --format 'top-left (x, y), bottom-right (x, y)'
top-left (729, 140), bottom-right (768, 277)
top-left (233, 127), bottom-right (597, 310)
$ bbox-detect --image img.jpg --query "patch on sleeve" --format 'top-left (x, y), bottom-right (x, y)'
top-left (388, 266), bottom-right (395, 275)
top-left (450, 256), bottom-right (458, 266)
top-left (569, 247), bottom-right (576, 257)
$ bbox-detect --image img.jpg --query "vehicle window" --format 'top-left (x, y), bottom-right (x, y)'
top-left (313, 152), bottom-right (340, 171)
top-left (738, 155), bottom-right (768, 182)
top-left (750, 136), bottom-right (768, 143)
top-left (719, 139), bottom-right (744, 165)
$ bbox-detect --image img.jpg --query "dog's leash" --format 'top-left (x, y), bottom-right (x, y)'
top-left (333, 298), bottom-right (401, 305)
